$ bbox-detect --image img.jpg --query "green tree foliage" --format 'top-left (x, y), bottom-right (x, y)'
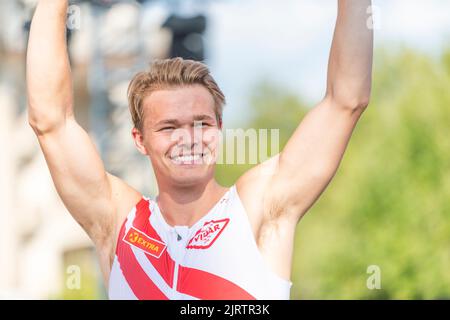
top-left (216, 48), bottom-right (450, 299)
top-left (55, 247), bottom-right (107, 299)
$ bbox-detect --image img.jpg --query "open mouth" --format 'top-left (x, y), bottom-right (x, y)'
top-left (170, 153), bottom-right (206, 165)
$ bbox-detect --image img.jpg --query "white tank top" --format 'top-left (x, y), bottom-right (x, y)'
top-left (108, 185), bottom-right (292, 300)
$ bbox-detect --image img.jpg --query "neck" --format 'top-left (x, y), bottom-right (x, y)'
top-left (156, 179), bottom-right (228, 228)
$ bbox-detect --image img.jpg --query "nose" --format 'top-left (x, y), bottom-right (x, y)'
top-left (171, 126), bottom-right (203, 154)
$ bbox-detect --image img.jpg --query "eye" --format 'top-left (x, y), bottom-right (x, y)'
top-left (159, 126), bottom-right (175, 131)
top-left (194, 121), bottom-right (210, 128)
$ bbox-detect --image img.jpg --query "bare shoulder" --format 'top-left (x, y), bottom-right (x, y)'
top-left (95, 173), bottom-right (142, 277)
top-left (107, 173), bottom-right (142, 215)
top-left (236, 154), bottom-right (296, 281)
top-left (235, 155), bottom-right (280, 238)
top-left (98, 174), bottom-right (142, 251)
top-left (107, 172), bottom-right (142, 236)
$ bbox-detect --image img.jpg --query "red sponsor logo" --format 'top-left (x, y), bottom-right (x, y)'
top-left (123, 226), bottom-right (167, 258)
top-left (187, 218), bottom-right (230, 249)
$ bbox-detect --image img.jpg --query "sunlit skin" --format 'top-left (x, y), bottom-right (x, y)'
top-left (132, 84), bottom-right (221, 187)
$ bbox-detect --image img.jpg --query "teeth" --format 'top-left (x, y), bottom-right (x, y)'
top-left (172, 154), bottom-right (202, 163)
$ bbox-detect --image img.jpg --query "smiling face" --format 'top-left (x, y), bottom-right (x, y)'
top-left (132, 84), bottom-right (222, 188)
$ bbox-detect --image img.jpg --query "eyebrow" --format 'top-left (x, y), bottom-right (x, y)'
top-left (155, 119), bottom-right (180, 126)
top-left (155, 115), bottom-right (216, 127)
top-left (193, 115), bottom-right (216, 122)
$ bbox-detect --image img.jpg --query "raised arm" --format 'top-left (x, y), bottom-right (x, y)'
top-left (238, 0), bottom-right (373, 226)
top-left (27, 0), bottom-right (140, 246)
top-left (326, 0), bottom-right (373, 110)
top-left (27, 0), bottom-right (73, 133)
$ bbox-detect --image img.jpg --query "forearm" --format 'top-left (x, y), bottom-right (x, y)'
top-left (326, 0), bottom-right (373, 109)
top-left (26, 0), bottom-right (73, 134)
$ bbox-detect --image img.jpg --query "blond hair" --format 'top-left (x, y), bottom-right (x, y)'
top-left (127, 58), bottom-right (226, 131)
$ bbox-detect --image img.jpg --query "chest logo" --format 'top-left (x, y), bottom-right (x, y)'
top-left (123, 226), bottom-right (167, 258)
top-left (187, 218), bottom-right (230, 249)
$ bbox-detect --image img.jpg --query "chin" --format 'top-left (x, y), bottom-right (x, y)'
top-left (169, 174), bottom-right (207, 188)
top-left (169, 166), bottom-right (214, 187)
top-left (154, 155), bottom-right (216, 187)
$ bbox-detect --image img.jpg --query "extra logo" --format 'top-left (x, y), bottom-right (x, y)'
top-left (187, 218), bottom-right (230, 249)
top-left (123, 226), bottom-right (167, 258)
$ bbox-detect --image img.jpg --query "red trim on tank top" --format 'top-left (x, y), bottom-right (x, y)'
top-left (177, 265), bottom-right (255, 300)
top-left (116, 215), bottom-right (168, 300)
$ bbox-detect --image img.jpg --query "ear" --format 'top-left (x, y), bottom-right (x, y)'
top-left (131, 127), bottom-right (149, 155)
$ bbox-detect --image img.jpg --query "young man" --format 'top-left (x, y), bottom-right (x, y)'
top-left (26, 0), bottom-right (373, 300)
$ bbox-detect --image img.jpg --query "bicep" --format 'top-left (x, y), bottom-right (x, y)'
top-left (35, 117), bottom-right (136, 242)
top-left (266, 97), bottom-right (365, 220)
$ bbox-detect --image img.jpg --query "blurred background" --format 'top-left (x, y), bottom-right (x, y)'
top-left (0, 0), bottom-right (449, 299)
